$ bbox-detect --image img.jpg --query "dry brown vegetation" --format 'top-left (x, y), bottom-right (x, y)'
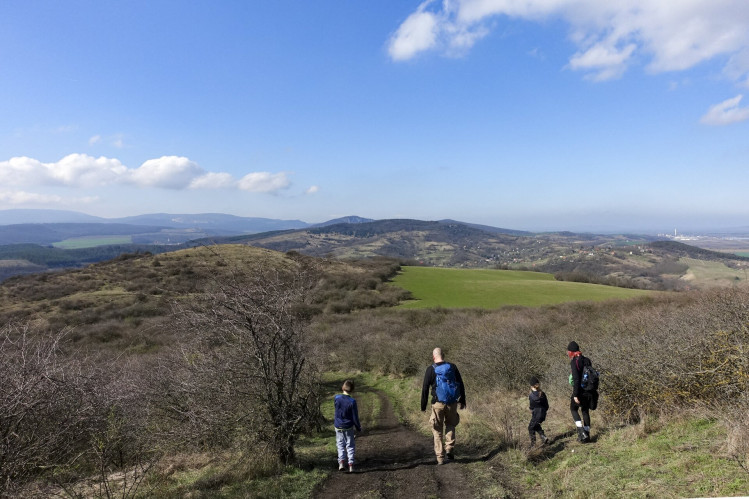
top-left (2, 245), bottom-right (749, 495)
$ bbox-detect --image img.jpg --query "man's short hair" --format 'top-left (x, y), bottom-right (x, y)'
top-left (342, 379), bottom-right (355, 393)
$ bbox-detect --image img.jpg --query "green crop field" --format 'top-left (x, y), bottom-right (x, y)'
top-left (392, 266), bottom-right (652, 309)
top-left (53, 235), bottom-right (133, 249)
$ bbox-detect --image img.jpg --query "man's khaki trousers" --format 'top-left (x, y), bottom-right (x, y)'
top-left (430, 402), bottom-right (460, 462)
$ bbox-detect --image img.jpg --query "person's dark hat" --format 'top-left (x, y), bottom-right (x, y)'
top-left (529, 376), bottom-right (540, 386)
top-left (567, 341), bottom-right (580, 352)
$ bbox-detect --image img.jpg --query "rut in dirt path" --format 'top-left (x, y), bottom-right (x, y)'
top-left (313, 387), bottom-right (474, 499)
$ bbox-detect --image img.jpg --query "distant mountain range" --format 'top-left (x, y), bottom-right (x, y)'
top-left (0, 209), bottom-right (531, 246)
top-left (3, 209), bottom-right (749, 290)
top-left (0, 210), bottom-right (381, 245)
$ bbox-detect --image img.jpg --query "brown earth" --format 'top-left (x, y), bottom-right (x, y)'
top-left (313, 388), bottom-right (475, 499)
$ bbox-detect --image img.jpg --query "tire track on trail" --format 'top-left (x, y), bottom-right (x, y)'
top-left (314, 387), bottom-right (472, 499)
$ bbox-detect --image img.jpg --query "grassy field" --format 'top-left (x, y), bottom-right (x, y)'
top-left (53, 235), bottom-right (133, 249)
top-left (680, 257), bottom-right (748, 287)
top-left (392, 266), bottom-right (651, 309)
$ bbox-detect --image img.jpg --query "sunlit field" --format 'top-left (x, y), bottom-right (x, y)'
top-left (392, 266), bottom-right (652, 309)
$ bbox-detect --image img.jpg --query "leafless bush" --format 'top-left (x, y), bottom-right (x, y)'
top-left (0, 323), bottom-right (161, 496)
top-left (166, 251), bottom-right (324, 465)
top-left (0, 324), bottom-right (94, 492)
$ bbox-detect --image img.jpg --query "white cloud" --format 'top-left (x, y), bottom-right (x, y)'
top-left (569, 43), bottom-right (636, 81)
top-left (700, 94), bottom-right (749, 125)
top-left (0, 190), bottom-right (98, 205)
top-left (237, 172), bottom-right (291, 193)
top-left (89, 135), bottom-right (102, 146)
top-left (0, 154), bottom-right (127, 187)
top-left (128, 156), bottom-right (205, 189)
top-left (389, 0), bottom-right (749, 83)
top-left (305, 185), bottom-right (319, 195)
top-left (388, 1), bottom-right (440, 61)
top-left (0, 154), bottom-right (292, 194)
top-left (189, 172), bottom-right (236, 189)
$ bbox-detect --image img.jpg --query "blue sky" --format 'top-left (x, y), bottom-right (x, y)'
top-left (1, 1), bottom-right (748, 232)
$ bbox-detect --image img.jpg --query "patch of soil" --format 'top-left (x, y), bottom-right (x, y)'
top-left (313, 388), bottom-right (473, 499)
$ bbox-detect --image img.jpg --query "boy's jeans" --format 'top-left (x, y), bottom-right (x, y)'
top-left (335, 427), bottom-right (356, 465)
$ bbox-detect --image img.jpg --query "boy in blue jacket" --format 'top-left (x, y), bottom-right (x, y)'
top-left (334, 379), bottom-right (362, 472)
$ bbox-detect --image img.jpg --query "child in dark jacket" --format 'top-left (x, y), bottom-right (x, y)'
top-left (334, 379), bottom-right (362, 472)
top-left (528, 376), bottom-right (549, 447)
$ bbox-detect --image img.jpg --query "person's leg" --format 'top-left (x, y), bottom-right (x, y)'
top-left (443, 403), bottom-right (459, 458)
top-left (570, 397), bottom-right (588, 441)
top-left (430, 403), bottom-right (447, 463)
top-left (344, 428), bottom-right (356, 471)
top-left (528, 418), bottom-right (537, 445)
top-left (336, 429), bottom-right (347, 469)
top-left (581, 396), bottom-right (591, 438)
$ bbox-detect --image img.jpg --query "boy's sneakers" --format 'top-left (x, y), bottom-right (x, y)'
top-left (540, 435), bottom-right (549, 445)
top-left (338, 461), bottom-right (346, 471)
top-left (349, 464), bottom-right (355, 473)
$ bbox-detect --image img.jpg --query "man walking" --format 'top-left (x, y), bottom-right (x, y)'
top-left (421, 347), bottom-right (466, 464)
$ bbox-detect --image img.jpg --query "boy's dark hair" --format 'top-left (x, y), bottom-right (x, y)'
top-left (342, 380), bottom-right (355, 393)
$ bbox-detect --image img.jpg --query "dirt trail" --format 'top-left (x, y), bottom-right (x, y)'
top-left (313, 388), bottom-right (473, 499)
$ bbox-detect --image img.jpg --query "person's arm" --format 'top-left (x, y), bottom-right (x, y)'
top-left (352, 399), bottom-right (362, 432)
top-left (454, 365), bottom-right (467, 409)
top-left (421, 365), bottom-right (434, 411)
top-left (571, 357), bottom-right (582, 399)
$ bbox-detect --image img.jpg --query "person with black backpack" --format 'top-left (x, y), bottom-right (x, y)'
top-left (567, 341), bottom-right (599, 442)
top-left (421, 347), bottom-right (466, 465)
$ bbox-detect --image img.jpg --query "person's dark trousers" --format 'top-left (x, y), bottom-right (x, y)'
top-left (570, 395), bottom-right (591, 427)
top-left (571, 394), bottom-right (591, 441)
top-left (528, 417), bottom-right (546, 442)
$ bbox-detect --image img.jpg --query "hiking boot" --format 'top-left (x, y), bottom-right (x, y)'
top-left (577, 427), bottom-right (589, 442)
top-left (540, 434), bottom-right (549, 445)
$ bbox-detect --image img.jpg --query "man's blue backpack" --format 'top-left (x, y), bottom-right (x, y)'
top-left (434, 363), bottom-right (461, 404)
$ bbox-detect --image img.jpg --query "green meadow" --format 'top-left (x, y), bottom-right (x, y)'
top-left (52, 235), bottom-right (133, 249)
top-left (392, 266), bottom-right (651, 309)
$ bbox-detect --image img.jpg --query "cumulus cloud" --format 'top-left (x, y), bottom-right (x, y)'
top-left (237, 172), bottom-right (291, 193)
top-left (700, 94), bottom-right (749, 125)
top-left (305, 185), bottom-right (319, 195)
top-left (128, 156), bottom-right (205, 189)
top-left (0, 154), bottom-right (127, 187)
top-left (389, 0), bottom-right (749, 83)
top-left (0, 154), bottom-right (292, 194)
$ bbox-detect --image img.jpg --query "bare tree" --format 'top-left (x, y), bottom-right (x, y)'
top-left (170, 252), bottom-right (323, 465)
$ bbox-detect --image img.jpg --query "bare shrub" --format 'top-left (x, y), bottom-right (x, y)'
top-left (166, 251), bottom-right (324, 465)
top-left (0, 324), bottom-right (159, 496)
